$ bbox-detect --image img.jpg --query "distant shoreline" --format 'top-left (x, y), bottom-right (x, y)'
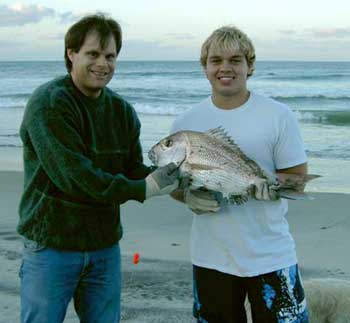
top-left (1, 59), bottom-right (350, 63)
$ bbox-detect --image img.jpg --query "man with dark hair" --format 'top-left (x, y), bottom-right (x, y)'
top-left (64, 14), bottom-right (122, 73)
top-left (18, 13), bottom-right (179, 323)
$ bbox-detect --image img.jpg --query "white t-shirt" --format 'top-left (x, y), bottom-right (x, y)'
top-left (171, 92), bottom-right (307, 277)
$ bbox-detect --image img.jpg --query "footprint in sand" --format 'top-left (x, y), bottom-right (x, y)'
top-left (0, 231), bottom-right (21, 241)
top-left (0, 248), bottom-right (22, 261)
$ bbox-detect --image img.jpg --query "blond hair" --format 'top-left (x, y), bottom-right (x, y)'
top-left (200, 25), bottom-right (256, 77)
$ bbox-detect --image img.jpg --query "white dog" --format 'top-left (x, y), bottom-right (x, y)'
top-left (245, 278), bottom-right (350, 323)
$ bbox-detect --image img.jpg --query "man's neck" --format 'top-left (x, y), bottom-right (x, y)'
top-left (212, 90), bottom-right (250, 110)
top-left (70, 74), bottom-right (101, 99)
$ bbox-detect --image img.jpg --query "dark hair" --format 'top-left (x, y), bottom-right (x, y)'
top-left (64, 13), bottom-right (122, 72)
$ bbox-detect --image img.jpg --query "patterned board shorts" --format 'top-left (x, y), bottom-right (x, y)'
top-left (193, 264), bottom-right (309, 323)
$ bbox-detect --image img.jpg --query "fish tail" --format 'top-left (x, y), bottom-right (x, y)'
top-left (276, 173), bottom-right (321, 192)
top-left (303, 174), bottom-right (322, 182)
top-left (279, 191), bottom-right (315, 200)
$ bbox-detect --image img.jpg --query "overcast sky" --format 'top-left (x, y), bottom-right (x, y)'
top-left (0, 0), bottom-right (349, 61)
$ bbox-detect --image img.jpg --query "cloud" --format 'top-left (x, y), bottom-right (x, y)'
top-left (0, 3), bottom-right (55, 27)
top-left (58, 11), bottom-right (130, 27)
top-left (0, 39), bottom-right (23, 47)
top-left (164, 33), bottom-right (196, 41)
top-left (46, 32), bottom-right (65, 40)
top-left (124, 39), bottom-right (172, 51)
top-left (304, 28), bottom-right (350, 38)
top-left (278, 29), bottom-right (297, 36)
top-left (58, 11), bottom-right (84, 24)
top-left (120, 39), bottom-right (198, 60)
top-left (277, 27), bottom-right (350, 39)
top-left (0, 4), bottom-right (130, 29)
top-left (254, 35), bottom-right (350, 61)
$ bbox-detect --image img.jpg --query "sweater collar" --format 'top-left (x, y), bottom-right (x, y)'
top-left (66, 74), bottom-right (106, 106)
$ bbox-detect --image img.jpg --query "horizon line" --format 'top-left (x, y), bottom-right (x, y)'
top-left (1, 59), bottom-right (350, 63)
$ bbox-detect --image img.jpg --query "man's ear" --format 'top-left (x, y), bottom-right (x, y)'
top-left (67, 49), bottom-right (75, 63)
top-left (202, 66), bottom-right (208, 78)
top-left (247, 64), bottom-right (254, 77)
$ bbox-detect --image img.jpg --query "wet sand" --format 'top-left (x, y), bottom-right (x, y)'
top-left (0, 171), bottom-right (349, 322)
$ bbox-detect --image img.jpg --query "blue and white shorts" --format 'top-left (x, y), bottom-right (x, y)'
top-left (193, 264), bottom-right (309, 323)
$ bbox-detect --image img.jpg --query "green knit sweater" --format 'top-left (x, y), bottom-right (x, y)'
top-left (18, 75), bottom-right (151, 251)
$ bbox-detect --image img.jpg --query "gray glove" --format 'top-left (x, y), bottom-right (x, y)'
top-left (145, 163), bottom-right (179, 199)
top-left (252, 180), bottom-right (279, 201)
top-left (229, 194), bottom-right (249, 205)
top-left (184, 189), bottom-right (221, 215)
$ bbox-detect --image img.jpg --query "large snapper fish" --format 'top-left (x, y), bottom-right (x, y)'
top-left (148, 127), bottom-right (318, 201)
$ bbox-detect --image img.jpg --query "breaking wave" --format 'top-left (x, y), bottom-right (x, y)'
top-left (259, 73), bottom-right (350, 81)
top-left (296, 110), bottom-right (350, 126)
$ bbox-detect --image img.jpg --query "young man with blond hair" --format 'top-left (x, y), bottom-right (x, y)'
top-left (171, 26), bottom-right (309, 322)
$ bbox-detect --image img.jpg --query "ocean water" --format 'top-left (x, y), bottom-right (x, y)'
top-left (0, 60), bottom-right (349, 193)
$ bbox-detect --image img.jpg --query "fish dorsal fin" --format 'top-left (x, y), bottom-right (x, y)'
top-left (206, 126), bottom-right (236, 147)
top-left (206, 126), bottom-right (266, 177)
top-left (206, 126), bottom-right (248, 159)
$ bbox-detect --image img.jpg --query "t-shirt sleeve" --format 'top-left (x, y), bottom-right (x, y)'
top-left (170, 113), bottom-right (188, 134)
top-left (273, 108), bottom-right (307, 170)
top-left (170, 118), bottom-right (180, 134)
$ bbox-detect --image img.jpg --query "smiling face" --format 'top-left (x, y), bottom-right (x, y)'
top-left (67, 30), bottom-right (117, 98)
top-left (204, 44), bottom-right (253, 109)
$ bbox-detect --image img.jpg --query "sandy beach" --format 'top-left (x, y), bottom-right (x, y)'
top-left (0, 171), bottom-right (349, 322)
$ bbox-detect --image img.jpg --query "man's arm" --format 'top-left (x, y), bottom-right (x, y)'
top-left (25, 98), bottom-right (178, 205)
top-left (276, 162), bottom-right (308, 192)
top-left (254, 162), bottom-right (309, 201)
top-left (24, 104), bottom-right (147, 204)
top-left (124, 108), bottom-right (155, 180)
top-left (277, 163), bottom-right (308, 176)
top-left (170, 189), bottom-right (185, 203)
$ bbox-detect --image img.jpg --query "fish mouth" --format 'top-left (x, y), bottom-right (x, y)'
top-left (177, 155), bottom-right (186, 167)
top-left (148, 150), bottom-right (157, 165)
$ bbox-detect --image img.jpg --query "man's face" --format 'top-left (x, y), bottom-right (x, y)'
top-left (67, 30), bottom-right (117, 98)
top-left (204, 44), bottom-right (253, 102)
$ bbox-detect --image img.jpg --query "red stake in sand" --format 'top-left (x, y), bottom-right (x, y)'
top-left (133, 253), bottom-right (140, 264)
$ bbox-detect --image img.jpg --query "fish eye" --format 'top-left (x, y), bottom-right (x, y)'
top-left (164, 139), bottom-right (173, 147)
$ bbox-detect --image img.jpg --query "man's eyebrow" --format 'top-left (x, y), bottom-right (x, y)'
top-left (208, 54), bottom-right (244, 59)
top-left (228, 54), bottom-right (244, 59)
top-left (86, 49), bottom-right (99, 54)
